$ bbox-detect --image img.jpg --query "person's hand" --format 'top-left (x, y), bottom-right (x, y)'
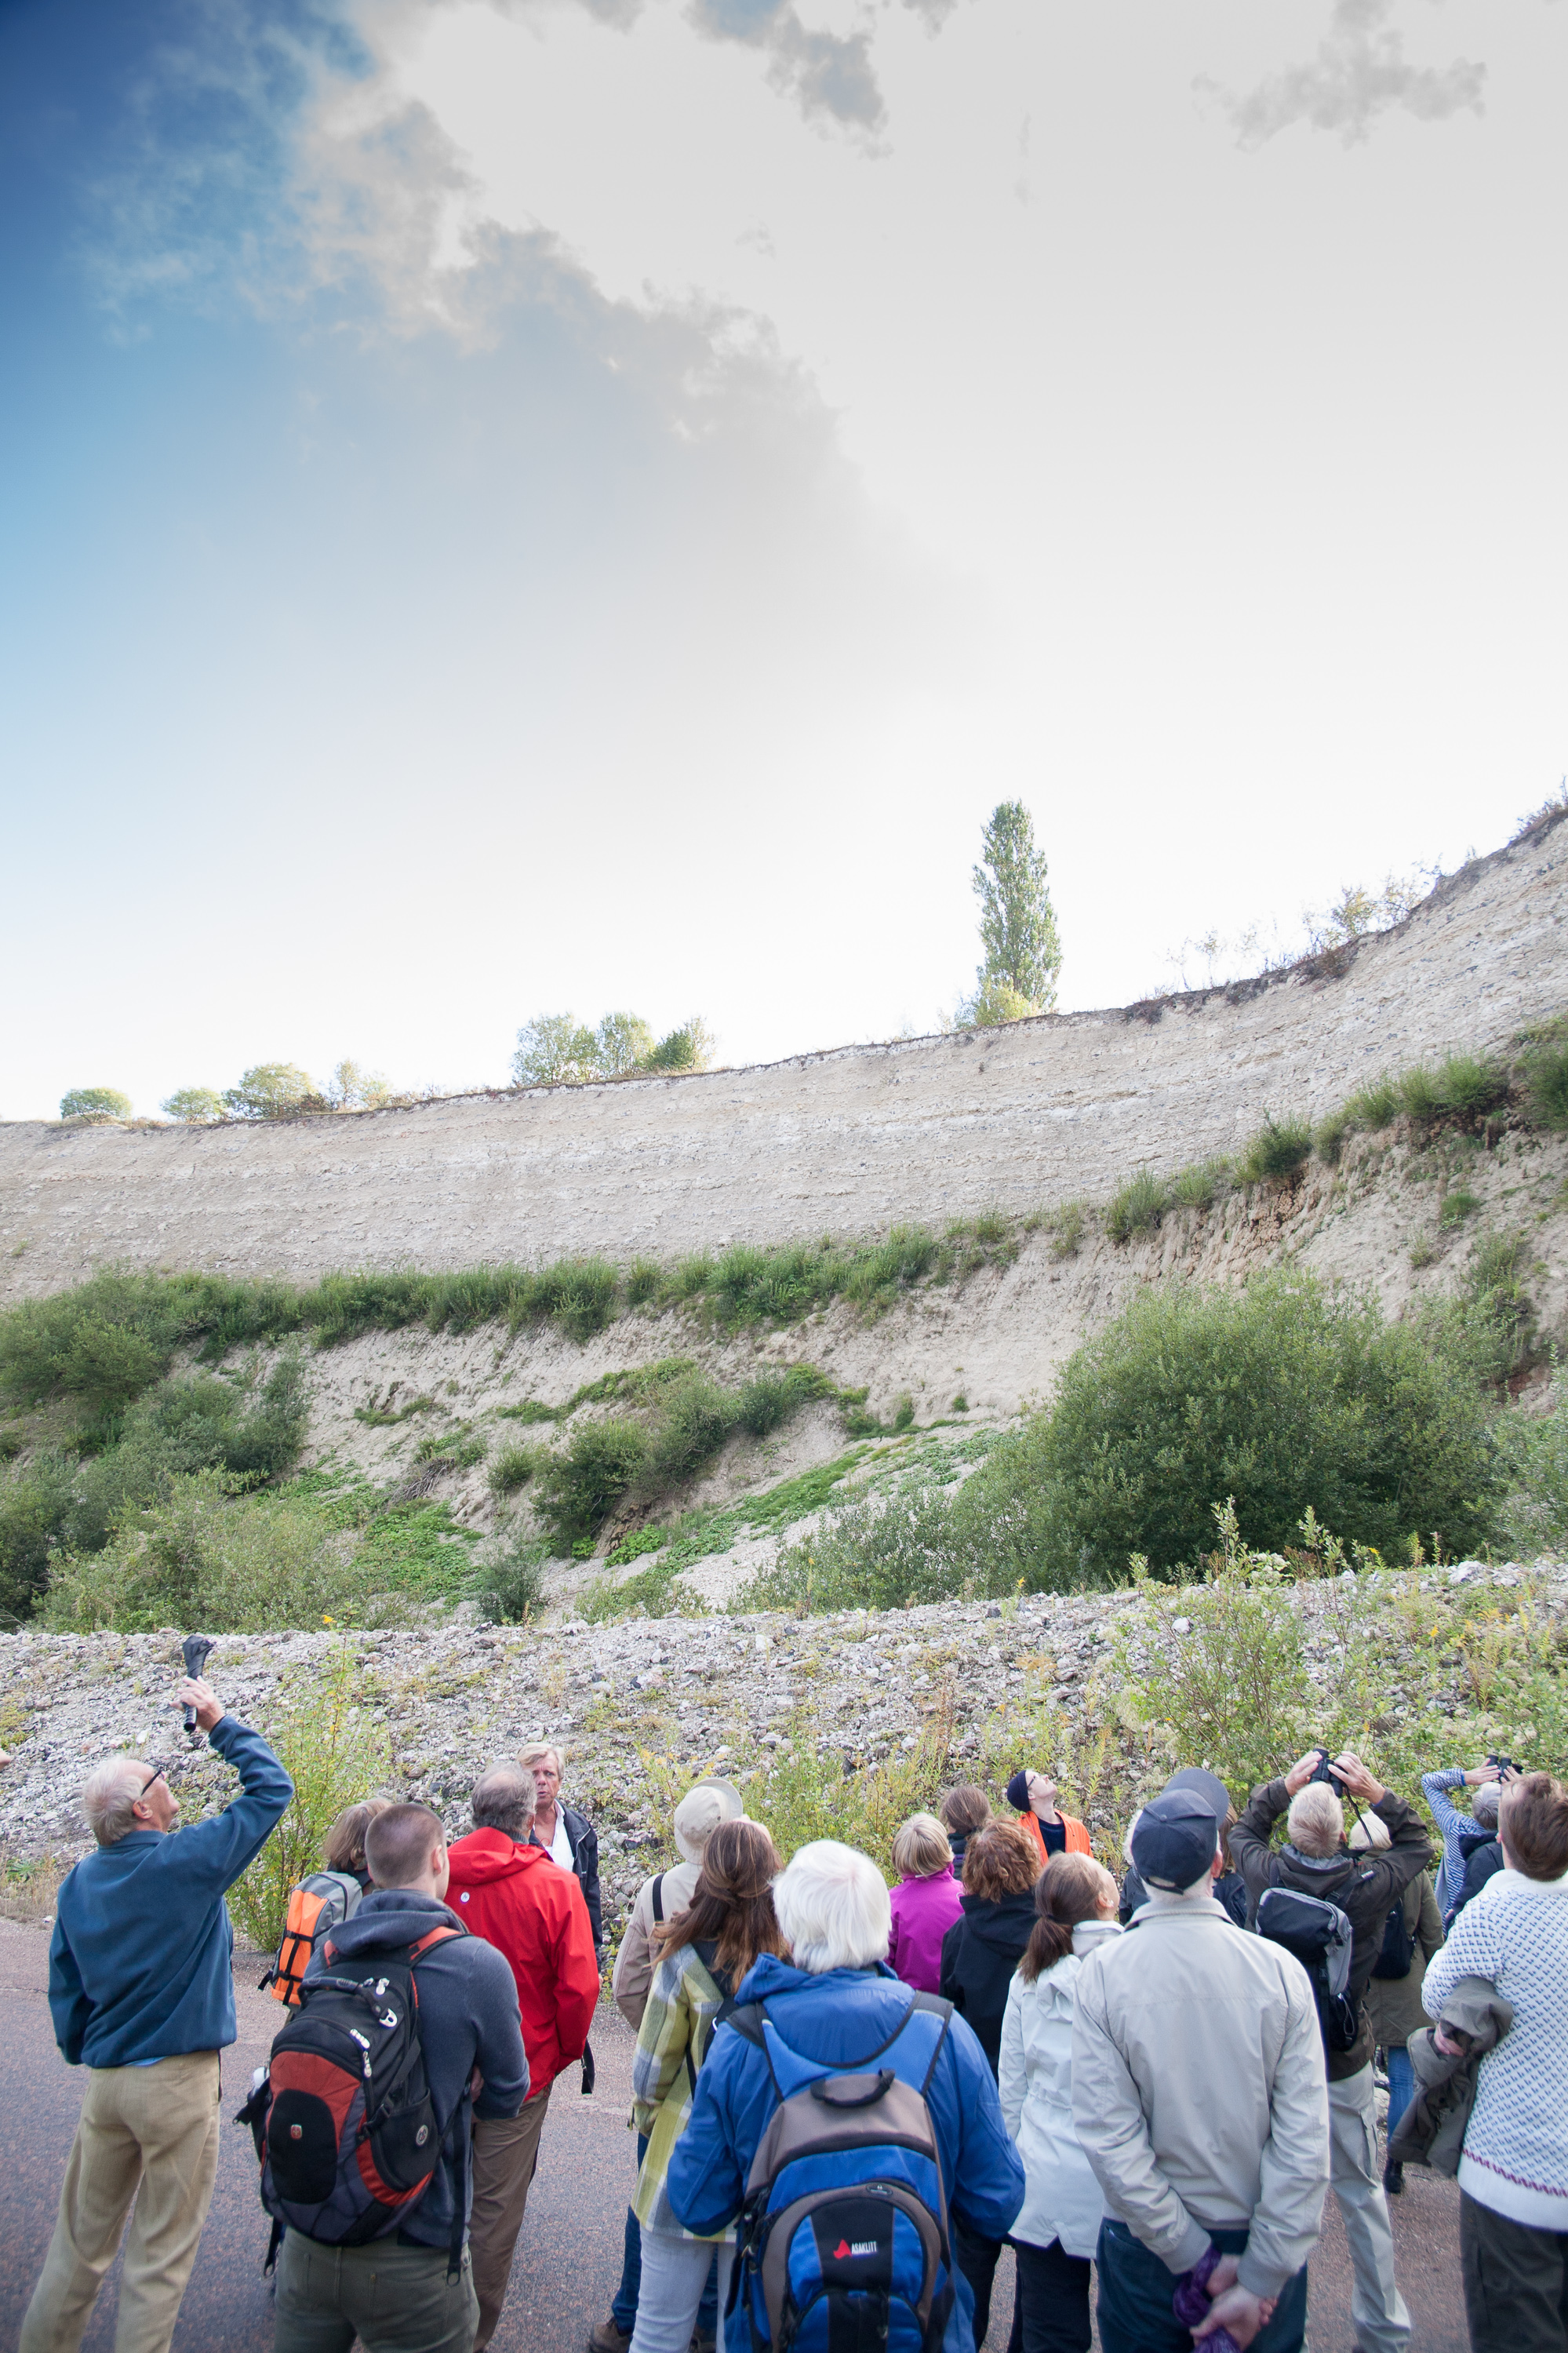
top-left (1501, 1764), bottom-right (1523, 1785)
top-left (1465, 1761), bottom-right (1501, 1787)
top-left (1284, 1750), bottom-right (1325, 1796)
top-left (1329, 1752), bottom-right (1385, 1805)
top-left (1194, 2284), bottom-right (1275, 2347)
top-left (175, 1677), bottom-right (223, 1734)
top-left (1205, 2256), bottom-right (1240, 2295)
top-left (1434, 2024), bottom-right (1468, 2058)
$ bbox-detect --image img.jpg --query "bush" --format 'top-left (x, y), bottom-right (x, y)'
top-left (1342, 1076), bottom-right (1399, 1133)
top-left (1239, 1115), bottom-right (1312, 1185)
top-left (227, 1645), bottom-right (391, 1951)
top-left (160, 1088), bottom-right (225, 1123)
top-left (489, 1441), bottom-right (543, 1496)
top-left (1172, 1160), bottom-right (1231, 1211)
top-left (1313, 1109), bottom-right (1353, 1164)
top-left (59, 1087), bottom-right (131, 1122)
top-left (40, 1473), bottom-right (398, 1633)
top-left (756, 1485), bottom-right (989, 1614)
top-left (223, 1063), bottom-right (317, 1120)
top-left (948, 1273), bottom-right (1503, 1585)
top-left (642, 1020), bottom-right (715, 1073)
top-left (466, 1539), bottom-right (548, 1624)
top-left (1464, 1231), bottom-right (1538, 1386)
top-left (0, 1454), bottom-right (77, 1623)
top-left (1106, 1170), bottom-right (1170, 1244)
top-left (1497, 1396), bottom-right (1568, 1556)
top-left (1523, 1040), bottom-right (1568, 1131)
top-left (1432, 1053), bottom-right (1512, 1119)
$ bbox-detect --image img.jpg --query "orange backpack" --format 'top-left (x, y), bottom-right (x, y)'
top-left (259, 1871), bottom-right (364, 2006)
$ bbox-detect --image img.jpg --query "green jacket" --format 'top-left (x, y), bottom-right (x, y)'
top-left (631, 1940), bottom-right (736, 2240)
top-left (1362, 1873), bottom-right (1445, 2054)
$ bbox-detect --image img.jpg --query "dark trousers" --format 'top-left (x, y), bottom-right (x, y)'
top-left (1095, 2220), bottom-right (1308, 2353)
top-left (954, 2215), bottom-right (1021, 2352)
top-left (1014, 2238), bottom-right (1093, 2353)
top-left (1462, 2191), bottom-right (1568, 2353)
top-left (610, 2135), bottom-right (719, 2341)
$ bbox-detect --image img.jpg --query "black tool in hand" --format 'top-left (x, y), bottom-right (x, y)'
top-left (181, 1634), bottom-right (215, 1740)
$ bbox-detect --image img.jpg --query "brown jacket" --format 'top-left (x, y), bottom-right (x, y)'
top-left (1362, 1873), bottom-right (1445, 2055)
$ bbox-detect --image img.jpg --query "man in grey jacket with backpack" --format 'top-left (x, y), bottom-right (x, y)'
top-left (274, 1802), bottom-right (529, 2353)
top-left (1231, 1750), bottom-right (1431, 2353)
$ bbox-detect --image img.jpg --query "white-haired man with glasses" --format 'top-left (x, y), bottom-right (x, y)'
top-left (20, 1671), bottom-right (292, 2353)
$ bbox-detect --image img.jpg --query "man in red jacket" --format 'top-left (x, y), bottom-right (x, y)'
top-left (446, 1764), bottom-right (601, 2350)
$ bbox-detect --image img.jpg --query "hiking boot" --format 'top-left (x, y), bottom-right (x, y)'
top-left (590, 2324), bottom-right (633, 2353)
top-left (1384, 2158), bottom-right (1404, 2196)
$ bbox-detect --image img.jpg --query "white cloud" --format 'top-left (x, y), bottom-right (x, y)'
top-left (1196, 0), bottom-right (1486, 148)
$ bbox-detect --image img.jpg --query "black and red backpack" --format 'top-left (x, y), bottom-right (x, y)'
top-left (238, 1919), bottom-right (470, 2275)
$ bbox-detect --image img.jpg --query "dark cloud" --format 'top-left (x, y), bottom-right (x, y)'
top-left (1196, 0), bottom-right (1485, 148)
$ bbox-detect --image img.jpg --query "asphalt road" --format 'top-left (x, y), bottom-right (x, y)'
top-left (0, 1920), bottom-right (1471, 2352)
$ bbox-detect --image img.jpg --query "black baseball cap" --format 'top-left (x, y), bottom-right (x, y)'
top-left (1162, 1768), bottom-right (1232, 1823)
top-left (1130, 1790), bottom-right (1221, 1892)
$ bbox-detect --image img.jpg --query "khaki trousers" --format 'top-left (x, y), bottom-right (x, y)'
top-left (469, 2082), bottom-right (554, 2348)
top-left (1329, 2063), bottom-right (1410, 2353)
top-left (20, 2049), bottom-right (222, 2353)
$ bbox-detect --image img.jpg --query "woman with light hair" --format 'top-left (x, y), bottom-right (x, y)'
top-left (519, 1739), bottom-right (602, 1951)
top-left (889, 1811), bottom-right (964, 1994)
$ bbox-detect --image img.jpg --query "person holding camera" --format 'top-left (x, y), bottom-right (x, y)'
top-left (1231, 1750), bottom-right (1432, 2353)
top-left (21, 1673), bottom-right (293, 2353)
top-left (1422, 1758), bottom-right (1514, 1917)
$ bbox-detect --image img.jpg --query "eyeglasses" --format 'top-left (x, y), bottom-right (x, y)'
top-left (136, 1768), bottom-right (167, 1807)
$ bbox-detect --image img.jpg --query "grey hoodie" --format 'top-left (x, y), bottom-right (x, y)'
top-left (308, 1887), bottom-right (529, 2251)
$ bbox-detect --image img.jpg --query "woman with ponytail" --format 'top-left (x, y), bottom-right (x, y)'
top-left (998, 1852), bottom-right (1122, 2353)
top-left (628, 1818), bottom-right (788, 2353)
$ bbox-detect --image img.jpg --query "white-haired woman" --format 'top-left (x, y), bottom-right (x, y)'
top-left (664, 1840), bottom-right (1026, 2353)
top-left (520, 1740), bottom-right (602, 1951)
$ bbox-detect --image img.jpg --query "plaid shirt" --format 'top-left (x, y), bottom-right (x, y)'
top-left (631, 1941), bottom-right (736, 2239)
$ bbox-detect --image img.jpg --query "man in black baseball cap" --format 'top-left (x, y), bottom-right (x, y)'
top-left (1071, 1782), bottom-right (1330, 2351)
top-left (1119, 1770), bottom-right (1248, 1925)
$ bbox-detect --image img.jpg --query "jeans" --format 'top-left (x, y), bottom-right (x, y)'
top-left (628, 2229), bottom-right (734, 2353)
top-left (20, 2050), bottom-right (222, 2353)
top-left (1328, 2063), bottom-right (1410, 2353)
top-left (611, 2136), bottom-right (719, 2341)
top-left (271, 2235), bottom-right (480, 2353)
top-left (1384, 2042), bottom-right (1417, 2138)
top-left (1095, 2220), bottom-right (1308, 2353)
top-left (1461, 2191), bottom-right (1568, 2353)
top-left (1014, 2238), bottom-right (1092, 2353)
top-left (953, 2215), bottom-right (1021, 2352)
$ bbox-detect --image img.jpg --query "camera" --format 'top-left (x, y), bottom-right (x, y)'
top-left (1308, 1747), bottom-right (1341, 1787)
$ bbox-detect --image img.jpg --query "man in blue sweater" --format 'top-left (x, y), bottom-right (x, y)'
top-left (21, 1672), bottom-right (293, 2353)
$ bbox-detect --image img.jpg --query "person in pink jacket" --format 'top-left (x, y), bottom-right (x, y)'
top-left (888, 1811), bottom-right (965, 1991)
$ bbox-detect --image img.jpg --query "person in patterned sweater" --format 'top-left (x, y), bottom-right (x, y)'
top-left (1423, 1771), bottom-right (1568, 2353)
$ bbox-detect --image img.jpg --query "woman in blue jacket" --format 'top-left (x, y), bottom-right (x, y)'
top-left (667, 1838), bottom-right (1025, 2353)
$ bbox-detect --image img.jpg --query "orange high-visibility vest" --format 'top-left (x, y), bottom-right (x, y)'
top-left (1018, 1810), bottom-right (1091, 1870)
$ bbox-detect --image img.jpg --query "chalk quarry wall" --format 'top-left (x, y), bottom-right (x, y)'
top-left (3, 820), bottom-right (1565, 1300)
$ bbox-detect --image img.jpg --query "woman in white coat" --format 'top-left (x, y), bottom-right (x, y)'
top-left (998, 1852), bottom-right (1122, 2353)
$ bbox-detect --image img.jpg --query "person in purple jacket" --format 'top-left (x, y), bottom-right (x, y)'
top-left (889, 1811), bottom-right (965, 1993)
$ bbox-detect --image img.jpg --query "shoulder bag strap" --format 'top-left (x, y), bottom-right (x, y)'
top-left (651, 1874), bottom-right (665, 1925)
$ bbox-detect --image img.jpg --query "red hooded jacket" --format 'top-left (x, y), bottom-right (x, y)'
top-left (443, 1830), bottom-right (600, 2095)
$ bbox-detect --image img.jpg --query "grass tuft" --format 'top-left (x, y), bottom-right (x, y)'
top-left (1239, 1114), bottom-right (1313, 1185)
top-left (1106, 1170), bottom-right (1171, 1244)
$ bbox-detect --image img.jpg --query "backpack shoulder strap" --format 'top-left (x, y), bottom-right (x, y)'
top-left (904, 1990), bottom-right (954, 2094)
top-left (651, 1874), bottom-right (665, 1925)
top-left (409, 1921), bottom-right (468, 1961)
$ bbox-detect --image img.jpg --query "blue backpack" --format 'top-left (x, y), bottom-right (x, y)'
top-left (729, 1989), bottom-right (956, 2352)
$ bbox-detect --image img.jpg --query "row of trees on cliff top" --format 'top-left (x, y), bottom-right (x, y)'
top-left (57, 802), bottom-right (1063, 1121)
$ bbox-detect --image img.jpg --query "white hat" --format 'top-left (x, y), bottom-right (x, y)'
top-left (674, 1776), bottom-right (744, 1863)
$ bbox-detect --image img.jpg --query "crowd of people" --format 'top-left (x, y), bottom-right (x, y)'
top-left (16, 1667), bottom-right (1568, 2353)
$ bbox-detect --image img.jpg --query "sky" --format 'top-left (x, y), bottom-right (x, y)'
top-left (2, 0), bottom-right (1564, 1119)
